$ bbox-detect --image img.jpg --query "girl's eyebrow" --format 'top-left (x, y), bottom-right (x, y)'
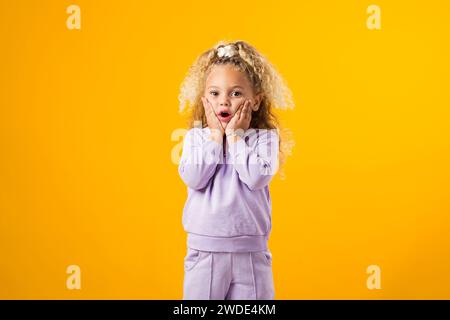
top-left (208, 85), bottom-right (244, 89)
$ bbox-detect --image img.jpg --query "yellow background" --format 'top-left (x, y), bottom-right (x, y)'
top-left (1, 0), bottom-right (449, 299)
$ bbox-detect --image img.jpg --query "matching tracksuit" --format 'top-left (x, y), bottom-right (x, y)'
top-left (178, 127), bottom-right (279, 299)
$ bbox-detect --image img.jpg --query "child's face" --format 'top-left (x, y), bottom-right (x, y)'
top-left (203, 64), bottom-right (261, 128)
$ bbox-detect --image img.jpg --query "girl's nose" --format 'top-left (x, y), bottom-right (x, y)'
top-left (219, 96), bottom-right (230, 106)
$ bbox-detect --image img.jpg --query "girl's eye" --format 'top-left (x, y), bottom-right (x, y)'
top-left (209, 91), bottom-right (242, 97)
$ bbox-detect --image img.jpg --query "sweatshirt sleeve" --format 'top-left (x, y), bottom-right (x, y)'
top-left (227, 128), bottom-right (279, 191)
top-left (178, 128), bottom-right (224, 190)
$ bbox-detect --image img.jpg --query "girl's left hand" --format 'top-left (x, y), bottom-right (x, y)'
top-left (225, 99), bottom-right (252, 136)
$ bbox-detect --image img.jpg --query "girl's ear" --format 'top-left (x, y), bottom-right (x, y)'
top-left (252, 94), bottom-right (262, 112)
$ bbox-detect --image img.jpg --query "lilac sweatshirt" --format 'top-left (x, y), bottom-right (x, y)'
top-left (178, 126), bottom-right (279, 252)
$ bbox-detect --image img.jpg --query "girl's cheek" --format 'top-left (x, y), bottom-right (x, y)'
top-left (234, 99), bottom-right (245, 108)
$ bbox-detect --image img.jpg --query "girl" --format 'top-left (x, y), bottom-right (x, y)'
top-left (178, 40), bottom-right (294, 300)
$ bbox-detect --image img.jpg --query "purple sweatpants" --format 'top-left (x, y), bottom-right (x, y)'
top-left (183, 247), bottom-right (275, 300)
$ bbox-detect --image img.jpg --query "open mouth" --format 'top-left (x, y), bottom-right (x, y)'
top-left (218, 111), bottom-right (232, 122)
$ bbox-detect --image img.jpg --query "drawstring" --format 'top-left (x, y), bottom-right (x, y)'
top-left (208, 252), bottom-right (213, 300)
top-left (249, 252), bottom-right (257, 299)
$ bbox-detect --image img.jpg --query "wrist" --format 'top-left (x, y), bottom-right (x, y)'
top-left (225, 129), bottom-right (245, 138)
top-left (225, 129), bottom-right (245, 143)
top-left (209, 131), bottom-right (223, 144)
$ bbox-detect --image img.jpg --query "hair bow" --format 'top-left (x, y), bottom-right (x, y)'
top-left (217, 45), bottom-right (238, 58)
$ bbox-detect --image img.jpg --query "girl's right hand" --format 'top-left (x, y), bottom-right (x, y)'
top-left (201, 97), bottom-right (225, 142)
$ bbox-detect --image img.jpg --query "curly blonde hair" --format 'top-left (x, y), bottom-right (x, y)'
top-left (178, 40), bottom-right (295, 180)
